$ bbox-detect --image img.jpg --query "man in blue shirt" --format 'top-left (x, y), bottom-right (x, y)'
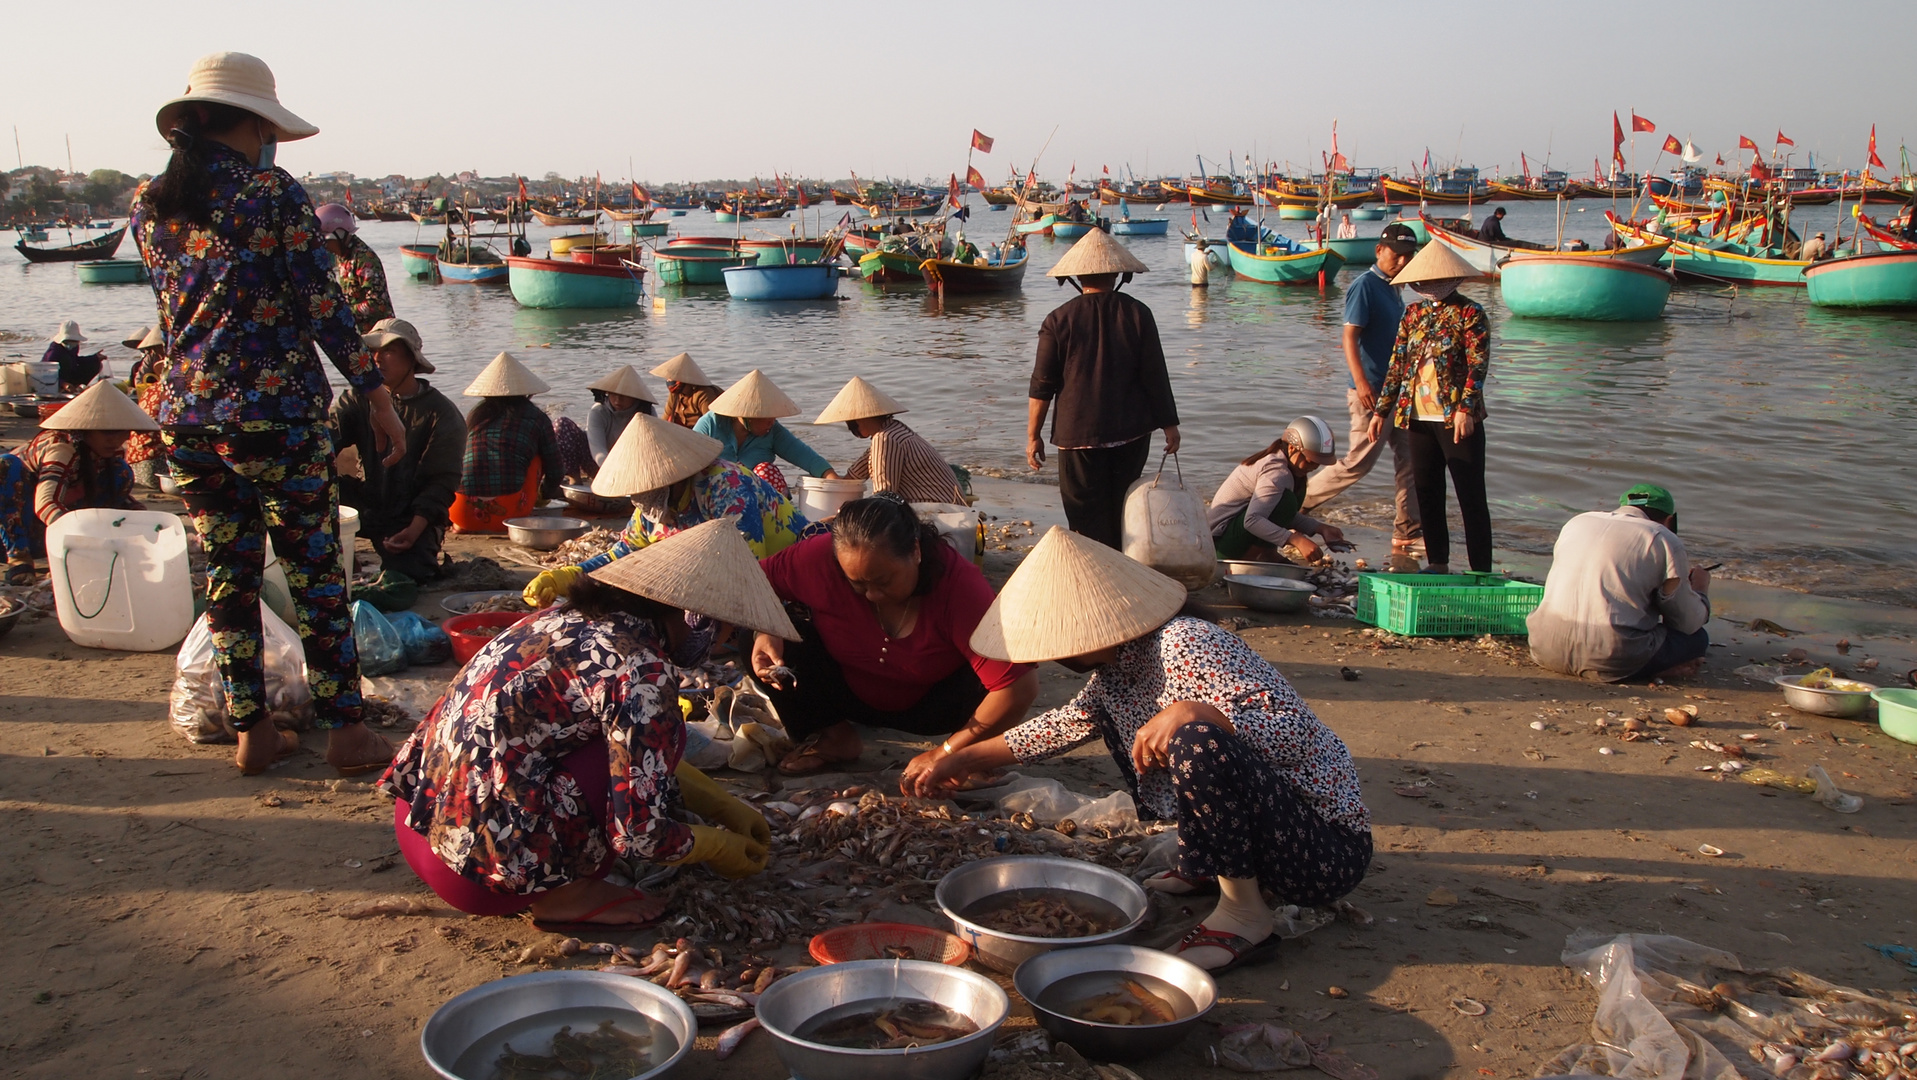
top-left (1303, 223), bottom-right (1423, 569)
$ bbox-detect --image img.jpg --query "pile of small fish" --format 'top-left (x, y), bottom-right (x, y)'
top-left (965, 895), bottom-right (1121, 939)
top-left (436, 555), bottom-right (524, 592)
top-left (592, 937), bottom-right (787, 1025)
top-left (0, 581), bottom-right (54, 623)
top-left (535, 528), bottom-right (620, 569)
top-left (805, 1001), bottom-right (979, 1050)
top-left (466, 594), bottom-right (530, 615)
top-left (494, 1019), bottom-right (651, 1080)
top-left (361, 694), bottom-right (413, 729)
top-left (1670, 970), bottom-right (1917, 1080)
top-left (1070, 981), bottom-right (1178, 1026)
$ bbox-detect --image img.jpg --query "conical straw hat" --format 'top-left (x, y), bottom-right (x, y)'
top-left (463, 351), bottom-right (551, 397)
top-left (122, 326), bottom-right (152, 349)
top-left (1390, 239), bottom-right (1479, 285)
top-left (650, 351), bottom-right (712, 385)
top-left (591, 411), bottom-right (723, 497)
top-left (589, 516), bottom-right (799, 640)
top-left (1047, 227), bottom-right (1149, 278)
top-left (707, 369), bottom-right (800, 420)
top-left (137, 326), bottom-right (166, 350)
top-left (814, 376), bottom-right (907, 425)
top-left (970, 526), bottom-right (1186, 663)
top-left (587, 365), bottom-right (657, 403)
top-left (41, 380), bottom-right (160, 433)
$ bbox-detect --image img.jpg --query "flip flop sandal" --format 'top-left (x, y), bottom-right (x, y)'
top-left (1175, 925), bottom-right (1281, 975)
top-left (237, 728), bottom-right (302, 776)
top-left (776, 734), bottom-right (859, 777)
top-left (530, 890), bottom-right (666, 934)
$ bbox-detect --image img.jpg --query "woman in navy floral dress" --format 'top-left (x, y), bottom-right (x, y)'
top-left (379, 519), bottom-right (796, 931)
top-left (919, 526), bottom-right (1371, 973)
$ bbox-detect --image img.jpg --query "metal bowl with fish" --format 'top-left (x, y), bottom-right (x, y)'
top-left (1223, 574), bottom-right (1317, 614)
top-left (755, 959), bottom-right (1008, 1080)
top-left (935, 855), bottom-right (1148, 974)
top-left (1775, 672), bottom-right (1877, 718)
top-left (560, 481), bottom-right (630, 516)
top-left (504, 516), bottom-right (591, 551)
top-left (421, 969), bottom-right (695, 1080)
top-left (1013, 944), bottom-right (1217, 1060)
top-left (1217, 559), bottom-right (1310, 582)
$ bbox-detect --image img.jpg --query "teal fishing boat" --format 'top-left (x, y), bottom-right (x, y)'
top-left (1608, 213), bottom-right (1806, 286)
top-left (1052, 220), bottom-right (1099, 239)
top-left (399, 244), bottom-right (439, 280)
top-left (75, 259), bottom-right (146, 284)
top-left (506, 255), bottom-right (644, 308)
top-left (1276, 206), bottom-right (1316, 221)
top-left (739, 238), bottom-right (828, 266)
top-left (1321, 237), bottom-right (1377, 266)
top-left (1109, 217), bottom-right (1169, 236)
top-left (1803, 250), bottom-right (1917, 309)
top-left (1350, 206), bottom-right (1390, 221)
top-left (1500, 255), bottom-right (1675, 321)
top-left (1013, 214), bottom-right (1057, 237)
top-left (623, 221), bottom-right (670, 238)
top-left (653, 245), bottom-right (752, 286)
top-left (1226, 240), bottom-right (1346, 284)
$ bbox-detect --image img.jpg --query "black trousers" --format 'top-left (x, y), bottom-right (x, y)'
top-left (1405, 419), bottom-right (1493, 573)
top-left (1057, 437), bottom-right (1151, 550)
top-left (764, 604), bottom-right (989, 741)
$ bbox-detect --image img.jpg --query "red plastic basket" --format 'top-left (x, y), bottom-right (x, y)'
top-left (442, 611), bottom-right (527, 665)
top-left (808, 923), bottom-right (971, 967)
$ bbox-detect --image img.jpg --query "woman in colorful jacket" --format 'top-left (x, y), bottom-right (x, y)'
top-left (0, 382), bottom-right (152, 583)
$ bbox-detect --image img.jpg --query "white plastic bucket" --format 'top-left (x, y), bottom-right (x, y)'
top-left (913, 502), bottom-right (984, 564)
top-left (795, 476), bottom-right (868, 521)
top-left (45, 509), bottom-right (194, 651)
top-left (262, 506), bottom-right (364, 623)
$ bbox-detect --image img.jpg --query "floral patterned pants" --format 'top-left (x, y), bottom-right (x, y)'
top-left (1169, 721), bottom-right (1372, 905)
top-left (0, 453), bottom-right (35, 560)
top-left (165, 423), bottom-right (361, 732)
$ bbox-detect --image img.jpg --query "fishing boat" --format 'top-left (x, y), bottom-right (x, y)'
top-left (739, 238), bottom-right (829, 266)
top-left (602, 206), bottom-right (653, 222)
top-left (1803, 250), bottom-right (1917, 309)
top-left (723, 261), bottom-right (840, 300)
top-left (374, 208), bottom-right (412, 222)
top-left (1013, 213), bottom-right (1058, 237)
top-left (622, 221), bottom-right (670, 239)
top-left (1052, 219), bottom-right (1100, 239)
top-left (858, 248), bottom-right (928, 283)
top-left (437, 243), bottom-right (510, 284)
top-left (1187, 180), bottom-right (1254, 205)
top-left (1226, 240), bottom-right (1346, 285)
top-left (1319, 237), bottom-right (1377, 266)
top-left (652, 245), bottom-right (753, 286)
top-left (547, 232), bottom-right (605, 256)
top-left (1607, 214), bottom-right (1808, 286)
top-left (1488, 181), bottom-right (1573, 201)
top-left (1381, 177), bottom-right (1484, 205)
top-left (506, 255), bottom-right (644, 308)
top-left (14, 225), bottom-right (127, 263)
top-left (1263, 189), bottom-right (1375, 212)
top-left (1581, 182), bottom-right (1638, 199)
top-left (1854, 212), bottom-right (1917, 251)
top-left (919, 247), bottom-right (1029, 296)
top-left (1183, 238), bottom-right (1231, 273)
top-left (1109, 217), bottom-right (1169, 236)
top-left (568, 244), bottom-right (648, 265)
top-left (1500, 255), bottom-right (1675, 321)
top-left (75, 259), bottom-right (146, 284)
top-left (981, 187), bottom-right (1020, 206)
top-left (409, 211), bottom-right (446, 225)
top-left (1350, 206), bottom-right (1391, 221)
top-left (666, 235), bottom-right (742, 248)
top-left (399, 244), bottom-right (440, 280)
top-left (1423, 214), bottom-right (1670, 278)
top-left (531, 208), bottom-right (598, 227)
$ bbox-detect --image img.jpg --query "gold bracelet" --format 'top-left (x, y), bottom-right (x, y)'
top-left (940, 740), bottom-right (956, 755)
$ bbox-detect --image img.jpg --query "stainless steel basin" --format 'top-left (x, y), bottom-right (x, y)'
top-left (421, 970), bottom-right (695, 1080)
top-left (755, 959), bottom-right (1008, 1080)
top-left (935, 855), bottom-right (1148, 974)
top-left (1013, 943), bottom-right (1217, 1060)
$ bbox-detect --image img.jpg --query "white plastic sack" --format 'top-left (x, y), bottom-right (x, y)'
top-left (995, 777), bottom-right (1139, 833)
top-left (1122, 454), bottom-right (1216, 590)
top-left (169, 603), bottom-right (315, 743)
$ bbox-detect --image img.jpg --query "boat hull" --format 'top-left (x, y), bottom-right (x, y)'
top-left (1350, 206), bottom-right (1390, 221)
top-left (1226, 242), bottom-right (1346, 284)
top-left (723, 262), bottom-right (839, 300)
top-left (1608, 216), bottom-right (1807, 286)
top-left (547, 232), bottom-right (605, 256)
top-left (506, 256), bottom-right (644, 308)
top-left (1051, 221), bottom-right (1098, 239)
top-left (1013, 214), bottom-right (1057, 237)
top-left (857, 249), bottom-right (927, 283)
top-left (1276, 206), bottom-right (1316, 220)
top-left (15, 225), bottom-right (127, 263)
top-left (623, 222), bottom-right (670, 238)
top-left (1425, 215), bottom-right (1670, 278)
top-left (531, 210), bottom-right (597, 227)
top-left (740, 240), bottom-right (827, 266)
top-left (1183, 241), bottom-right (1231, 272)
top-left (437, 260), bottom-right (510, 284)
top-left (653, 247), bottom-right (752, 286)
top-left (1500, 256), bottom-right (1675, 321)
top-left (1108, 218), bottom-right (1169, 236)
top-left (399, 244), bottom-right (440, 280)
top-left (1321, 237), bottom-right (1377, 266)
top-left (1804, 251), bottom-right (1917, 308)
top-left (920, 253), bottom-right (1029, 295)
top-left (75, 258), bottom-right (146, 284)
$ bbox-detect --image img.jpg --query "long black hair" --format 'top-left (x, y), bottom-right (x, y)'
top-left (832, 492), bottom-right (947, 596)
top-left (467, 396), bottom-right (530, 433)
top-left (140, 102), bottom-right (258, 227)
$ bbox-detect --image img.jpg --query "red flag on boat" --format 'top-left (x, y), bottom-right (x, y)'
top-left (774, 175), bottom-right (787, 196)
top-left (1521, 152), bottom-right (1530, 180)
top-left (1102, 164), bottom-right (1109, 175)
top-left (344, 187), bottom-right (353, 205)
top-left (971, 130), bottom-right (994, 154)
top-left (1869, 125), bottom-right (1887, 169)
top-left (1593, 157), bottom-right (1602, 181)
top-left (1662, 135), bottom-right (1682, 155)
top-left (1612, 113), bottom-right (1626, 170)
top-left (517, 176), bottom-right (528, 201)
top-left (1715, 154), bottom-right (1724, 166)
top-left (797, 184), bottom-right (808, 208)
top-left (1631, 112), bottom-right (1656, 133)
top-left (1026, 168), bottom-right (1037, 189)
top-left (1330, 152), bottom-right (1350, 173)
top-left (632, 182), bottom-right (650, 205)
top-left (1776, 130), bottom-right (1794, 147)
top-left (948, 173), bottom-right (962, 209)
top-left (1738, 135), bottom-right (1760, 152)
top-left (966, 165), bottom-right (986, 189)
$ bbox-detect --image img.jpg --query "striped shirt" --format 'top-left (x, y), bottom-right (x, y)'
top-left (846, 419), bottom-right (963, 504)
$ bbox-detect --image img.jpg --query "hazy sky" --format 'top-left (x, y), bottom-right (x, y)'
top-left (7, 0), bottom-right (1912, 184)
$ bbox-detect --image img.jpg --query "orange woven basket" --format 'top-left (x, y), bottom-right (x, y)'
top-left (808, 922), bottom-right (972, 967)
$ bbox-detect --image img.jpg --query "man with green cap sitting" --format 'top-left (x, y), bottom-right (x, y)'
top-left (1526, 484), bottom-right (1711, 682)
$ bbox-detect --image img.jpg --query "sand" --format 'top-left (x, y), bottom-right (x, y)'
top-left (3, 484), bottom-right (1915, 1080)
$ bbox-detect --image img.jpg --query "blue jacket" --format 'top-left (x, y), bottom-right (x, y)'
top-left (692, 412), bottom-right (832, 478)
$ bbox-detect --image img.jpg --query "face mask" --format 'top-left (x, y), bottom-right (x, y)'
top-left (256, 137), bottom-right (278, 170)
top-left (1411, 280), bottom-right (1457, 301)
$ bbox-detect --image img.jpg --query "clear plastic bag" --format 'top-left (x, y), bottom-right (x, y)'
top-left (387, 611), bottom-right (452, 666)
top-left (1210, 1023), bottom-right (1314, 1072)
top-left (352, 600), bottom-right (409, 676)
top-left (995, 777), bottom-right (1140, 832)
top-left (169, 602), bottom-right (315, 743)
top-left (1122, 454), bottom-right (1216, 590)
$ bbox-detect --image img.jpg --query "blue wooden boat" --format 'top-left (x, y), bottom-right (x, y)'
top-left (624, 221), bottom-right (670, 238)
top-left (1276, 206), bottom-right (1316, 220)
top-left (1226, 240), bottom-right (1346, 284)
top-left (399, 244), bottom-right (439, 281)
top-left (1350, 206), bottom-right (1391, 221)
top-left (1321, 237), bottom-right (1377, 266)
top-left (506, 255), bottom-right (644, 308)
top-left (1500, 254), bottom-right (1675, 321)
top-left (654, 245), bottom-right (752, 285)
top-left (1803, 250), bottom-right (1917, 309)
top-left (1109, 217), bottom-right (1169, 236)
top-left (1052, 220), bottom-right (1100, 239)
top-left (437, 257), bottom-right (509, 284)
top-left (76, 259), bottom-right (147, 284)
top-left (722, 262), bottom-right (840, 300)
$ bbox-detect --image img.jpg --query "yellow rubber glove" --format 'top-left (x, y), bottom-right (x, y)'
top-left (523, 565), bottom-right (583, 608)
top-left (666, 824), bottom-right (768, 879)
top-left (675, 762), bottom-right (772, 847)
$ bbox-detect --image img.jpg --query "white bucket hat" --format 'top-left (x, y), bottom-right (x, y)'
top-left (587, 365), bottom-right (657, 404)
top-left (707, 369), bottom-right (800, 420)
top-left (589, 516), bottom-right (798, 640)
top-left (156, 52), bottom-right (319, 142)
top-left (50, 320), bottom-right (86, 345)
top-left (970, 526), bottom-right (1186, 663)
top-left (361, 318), bottom-right (433, 374)
top-left (40, 381), bottom-right (160, 433)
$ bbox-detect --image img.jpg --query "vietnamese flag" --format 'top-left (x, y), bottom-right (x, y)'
top-left (1632, 112), bottom-right (1656, 133)
top-left (517, 176), bottom-right (528, 201)
top-left (1869, 124), bottom-right (1887, 169)
top-left (971, 129), bottom-right (994, 154)
top-left (966, 165), bottom-right (986, 189)
top-left (797, 184), bottom-right (808, 208)
top-left (1715, 154), bottom-right (1724, 166)
top-left (1776, 130), bottom-right (1794, 147)
top-left (1738, 135), bottom-right (1760, 152)
top-left (948, 173), bottom-right (962, 209)
top-left (1662, 135), bottom-right (1682, 155)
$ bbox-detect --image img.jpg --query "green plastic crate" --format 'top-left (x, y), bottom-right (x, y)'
top-left (1355, 573), bottom-right (1544, 637)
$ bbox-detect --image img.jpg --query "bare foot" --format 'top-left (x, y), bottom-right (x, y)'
top-left (236, 726), bottom-right (299, 775)
top-left (528, 878), bottom-right (667, 928)
top-left (777, 721), bottom-right (862, 776)
top-left (325, 723), bottom-right (395, 775)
